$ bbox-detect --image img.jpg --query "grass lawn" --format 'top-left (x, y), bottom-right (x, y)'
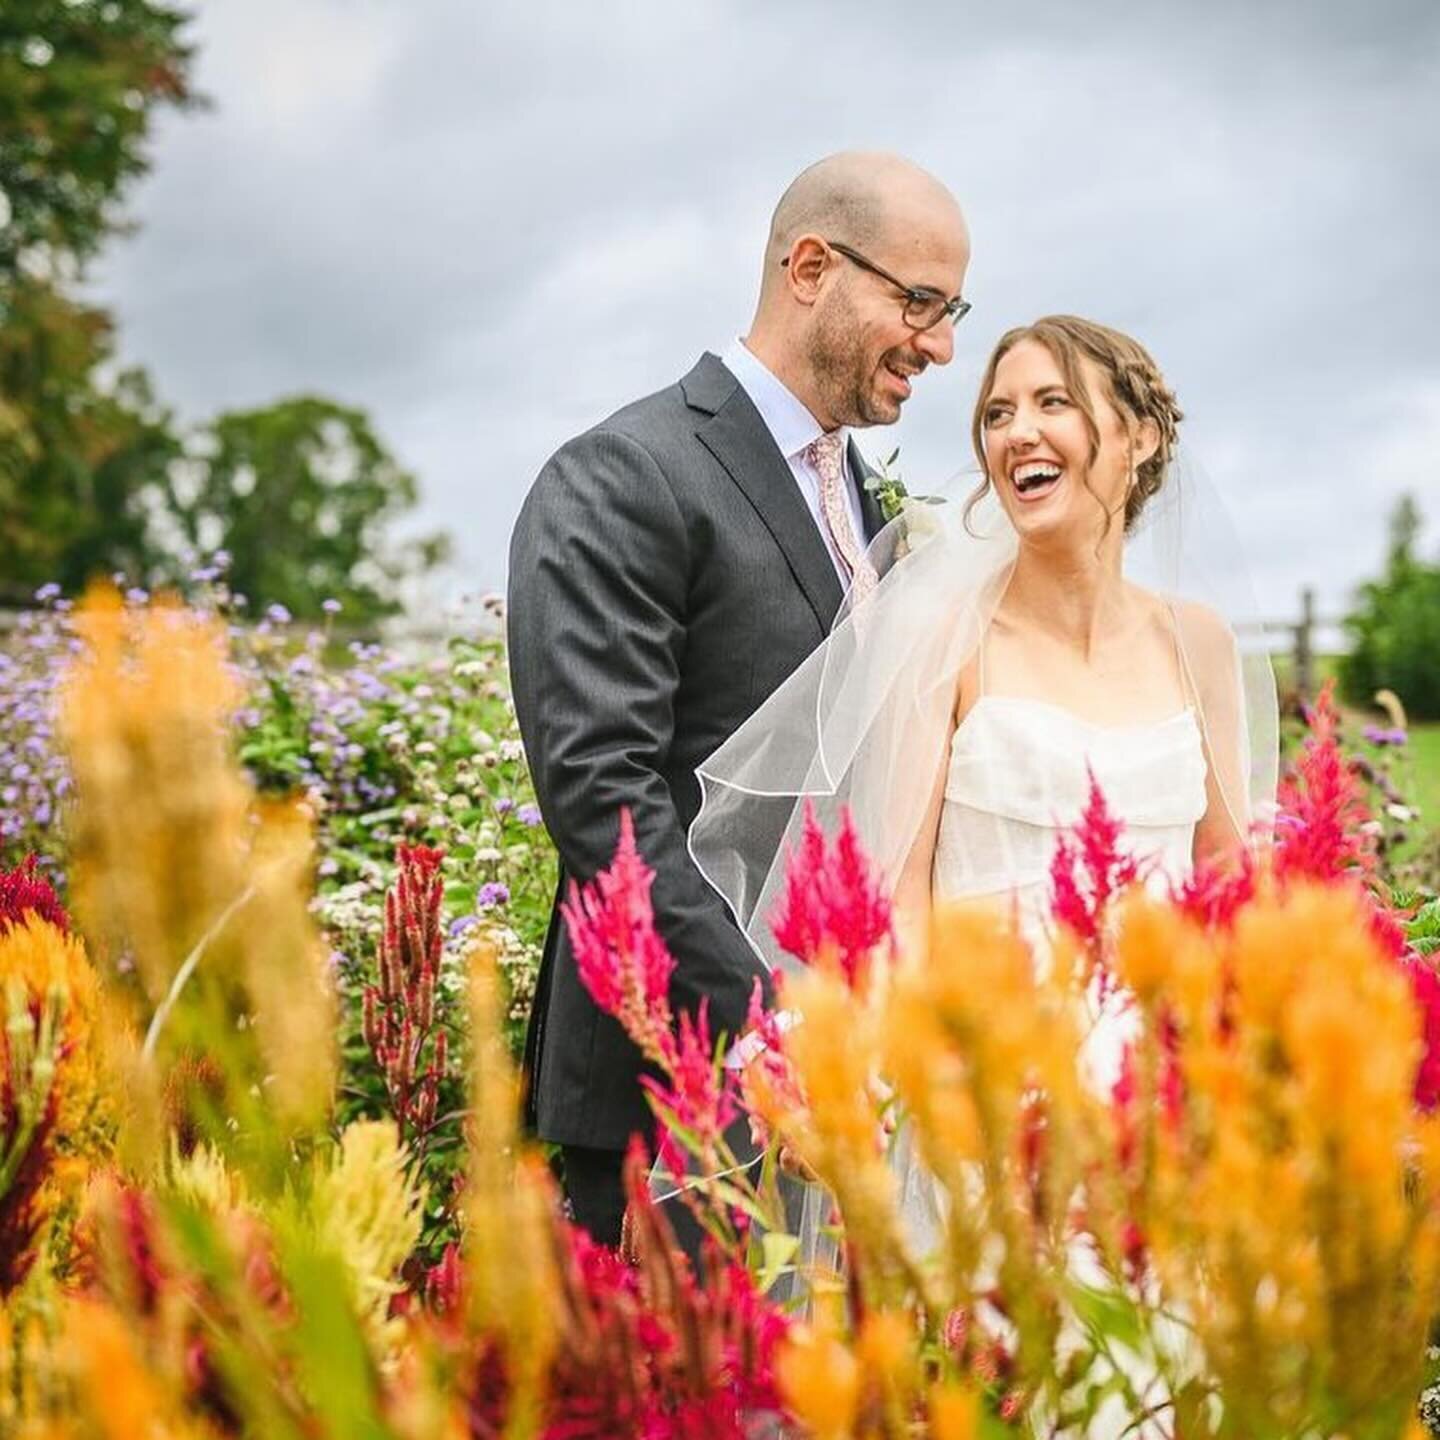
top-left (1271, 652), bottom-right (1440, 850)
top-left (1404, 724), bottom-right (1440, 834)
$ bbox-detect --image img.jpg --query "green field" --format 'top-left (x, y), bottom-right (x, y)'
top-left (1405, 723), bottom-right (1440, 834)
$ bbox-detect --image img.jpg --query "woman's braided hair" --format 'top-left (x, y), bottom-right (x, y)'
top-left (968, 315), bottom-right (1184, 536)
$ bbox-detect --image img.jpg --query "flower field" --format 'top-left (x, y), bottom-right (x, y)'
top-left (4, 581), bottom-right (1440, 1438)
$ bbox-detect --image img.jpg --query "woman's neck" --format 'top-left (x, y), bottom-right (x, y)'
top-left (1003, 532), bottom-right (1128, 661)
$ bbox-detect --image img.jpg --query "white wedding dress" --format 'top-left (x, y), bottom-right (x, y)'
top-left (929, 638), bottom-right (1210, 1097)
top-left (934, 691), bottom-right (1209, 929)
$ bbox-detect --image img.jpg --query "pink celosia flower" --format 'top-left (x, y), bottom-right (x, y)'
top-left (769, 803), bottom-right (893, 990)
top-left (1049, 771), bottom-right (1141, 992)
top-left (1172, 851), bottom-right (1256, 931)
top-left (734, 979), bottom-right (805, 1151)
top-left (562, 809), bottom-right (677, 1065)
top-left (1406, 958), bottom-right (1440, 1113)
top-left (639, 999), bottom-right (738, 1179)
top-left (1273, 682), bottom-right (1375, 884)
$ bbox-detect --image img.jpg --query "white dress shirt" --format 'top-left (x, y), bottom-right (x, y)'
top-left (721, 337), bottom-right (867, 584)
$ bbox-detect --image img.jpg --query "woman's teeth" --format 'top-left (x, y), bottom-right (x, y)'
top-left (1012, 462), bottom-right (1062, 495)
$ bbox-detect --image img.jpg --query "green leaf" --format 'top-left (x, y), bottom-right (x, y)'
top-left (279, 1242), bottom-right (394, 1440)
top-left (1066, 1279), bottom-right (1148, 1354)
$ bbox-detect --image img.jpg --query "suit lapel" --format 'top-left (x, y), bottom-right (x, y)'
top-left (849, 439), bottom-right (887, 542)
top-left (684, 354), bottom-right (843, 632)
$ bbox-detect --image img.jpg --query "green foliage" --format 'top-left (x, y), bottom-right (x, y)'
top-left (0, 0), bottom-right (198, 288)
top-left (167, 397), bottom-right (451, 622)
top-left (0, 1), bottom-right (451, 615)
top-left (0, 279), bottom-right (180, 602)
top-left (1340, 495), bottom-right (1440, 721)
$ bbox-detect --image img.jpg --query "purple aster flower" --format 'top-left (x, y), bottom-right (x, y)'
top-left (34, 582), bottom-right (61, 603)
top-left (1362, 724), bottom-right (1409, 748)
top-left (322, 598), bottom-right (342, 615)
top-left (517, 804), bottom-right (543, 827)
top-left (266, 602), bottom-right (292, 625)
top-left (477, 882), bottom-right (510, 909)
top-left (494, 797), bottom-right (516, 816)
top-left (449, 914), bottom-right (480, 939)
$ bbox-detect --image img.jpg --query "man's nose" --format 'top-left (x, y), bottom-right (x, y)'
top-left (914, 319), bottom-right (955, 366)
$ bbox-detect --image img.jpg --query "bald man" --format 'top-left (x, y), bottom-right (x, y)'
top-left (508, 152), bottom-right (971, 1245)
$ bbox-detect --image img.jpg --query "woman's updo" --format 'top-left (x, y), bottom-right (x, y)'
top-left (969, 315), bottom-right (1184, 535)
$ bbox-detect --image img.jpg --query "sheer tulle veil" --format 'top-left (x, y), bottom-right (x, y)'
top-left (687, 457), bottom-right (1280, 979)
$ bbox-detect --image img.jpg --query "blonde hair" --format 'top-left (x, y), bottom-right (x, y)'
top-left (968, 315), bottom-right (1184, 536)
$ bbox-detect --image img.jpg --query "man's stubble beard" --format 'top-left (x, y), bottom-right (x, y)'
top-left (806, 287), bottom-right (896, 429)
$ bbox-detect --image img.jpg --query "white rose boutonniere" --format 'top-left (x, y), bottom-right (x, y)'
top-left (863, 449), bottom-right (939, 524)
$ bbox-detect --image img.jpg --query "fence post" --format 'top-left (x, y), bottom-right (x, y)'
top-left (1293, 586), bottom-right (1316, 700)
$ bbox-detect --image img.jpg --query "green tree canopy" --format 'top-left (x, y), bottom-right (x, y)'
top-left (0, 3), bottom-right (452, 619)
top-left (0, 0), bottom-right (197, 292)
top-left (166, 397), bottom-right (451, 621)
top-left (0, 278), bottom-right (180, 604)
top-left (1340, 495), bottom-right (1440, 721)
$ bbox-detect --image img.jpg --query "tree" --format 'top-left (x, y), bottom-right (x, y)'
top-left (1339, 495), bottom-right (1440, 721)
top-left (0, 4), bottom-right (453, 612)
top-left (167, 397), bottom-right (451, 621)
top-left (0, 0), bottom-right (197, 292)
top-left (0, 278), bottom-right (180, 603)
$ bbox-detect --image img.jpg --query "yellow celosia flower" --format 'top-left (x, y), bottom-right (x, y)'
top-left (775, 1321), bottom-right (860, 1440)
top-left (59, 1297), bottom-right (204, 1440)
top-left (167, 1137), bottom-right (248, 1217)
top-left (460, 946), bottom-right (558, 1436)
top-left (57, 586), bottom-right (334, 1170)
top-left (311, 1119), bottom-right (424, 1360)
top-left (926, 1379), bottom-right (981, 1440)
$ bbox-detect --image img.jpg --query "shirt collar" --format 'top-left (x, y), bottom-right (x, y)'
top-left (721, 337), bottom-right (847, 462)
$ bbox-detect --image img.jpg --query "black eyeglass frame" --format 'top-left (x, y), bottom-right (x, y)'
top-left (783, 238), bottom-right (972, 331)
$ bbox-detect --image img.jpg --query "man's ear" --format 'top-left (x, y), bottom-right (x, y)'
top-left (783, 235), bottom-right (829, 306)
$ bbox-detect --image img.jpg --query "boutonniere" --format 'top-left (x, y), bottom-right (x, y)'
top-left (863, 449), bottom-right (937, 524)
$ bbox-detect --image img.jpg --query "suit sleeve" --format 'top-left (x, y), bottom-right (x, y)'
top-left (507, 427), bottom-right (772, 1045)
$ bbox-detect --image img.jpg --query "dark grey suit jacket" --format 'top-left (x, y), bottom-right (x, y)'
top-left (508, 352), bottom-right (885, 1151)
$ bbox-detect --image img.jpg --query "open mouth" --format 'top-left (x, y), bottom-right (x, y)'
top-left (882, 358), bottom-right (923, 397)
top-left (1011, 460), bottom-right (1063, 500)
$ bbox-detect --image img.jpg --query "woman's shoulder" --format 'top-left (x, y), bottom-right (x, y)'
top-left (1127, 584), bottom-right (1236, 649)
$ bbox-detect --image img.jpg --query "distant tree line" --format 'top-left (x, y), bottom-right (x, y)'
top-left (0, 0), bottom-right (449, 620)
top-left (1341, 495), bottom-right (1440, 721)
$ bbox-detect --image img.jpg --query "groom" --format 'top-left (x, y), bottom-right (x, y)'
top-left (508, 151), bottom-right (971, 1245)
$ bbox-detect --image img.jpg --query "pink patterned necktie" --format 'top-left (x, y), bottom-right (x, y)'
top-left (803, 431), bottom-right (876, 599)
top-left (804, 431), bottom-right (862, 577)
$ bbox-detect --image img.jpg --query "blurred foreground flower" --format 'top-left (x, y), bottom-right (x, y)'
top-left (0, 862), bottom-right (107, 1300)
top-left (57, 585), bottom-right (334, 1176)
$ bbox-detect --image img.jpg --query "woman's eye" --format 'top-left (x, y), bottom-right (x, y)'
top-left (984, 406), bottom-right (1010, 426)
top-left (1041, 394), bottom-right (1070, 409)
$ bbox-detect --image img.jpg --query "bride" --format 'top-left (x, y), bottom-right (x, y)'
top-left (689, 313), bottom-right (1277, 976)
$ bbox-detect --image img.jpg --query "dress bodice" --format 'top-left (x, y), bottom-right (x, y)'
top-left (933, 694), bottom-right (1209, 934)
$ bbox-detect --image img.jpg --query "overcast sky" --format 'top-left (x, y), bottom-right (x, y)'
top-left (91, 0), bottom-right (1440, 626)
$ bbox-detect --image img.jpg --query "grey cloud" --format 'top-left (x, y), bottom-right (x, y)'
top-left (90, 0), bottom-right (1440, 622)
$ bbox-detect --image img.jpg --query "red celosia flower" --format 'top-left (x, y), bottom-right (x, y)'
top-left (362, 843), bottom-right (450, 1153)
top-left (424, 1241), bottom-right (463, 1315)
top-left (1274, 681), bottom-right (1375, 884)
top-left (537, 1153), bottom-right (791, 1439)
top-left (1049, 771), bottom-right (1141, 991)
top-left (0, 855), bottom-right (69, 935)
top-left (562, 809), bottom-right (677, 1065)
top-left (0, 1079), bottom-right (59, 1297)
top-left (639, 999), bottom-right (738, 1181)
top-left (769, 803), bottom-right (893, 991)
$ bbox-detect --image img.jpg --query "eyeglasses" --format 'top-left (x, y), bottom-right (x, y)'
top-left (784, 238), bottom-right (972, 331)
